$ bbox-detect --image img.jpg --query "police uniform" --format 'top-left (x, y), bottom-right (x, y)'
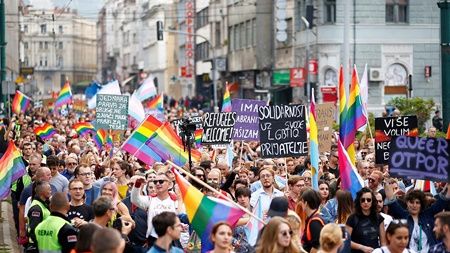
top-left (35, 211), bottom-right (78, 253)
top-left (27, 197), bottom-right (51, 251)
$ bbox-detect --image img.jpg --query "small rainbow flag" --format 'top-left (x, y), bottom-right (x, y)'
top-left (55, 81), bottom-right (73, 108)
top-left (93, 129), bottom-right (108, 150)
top-left (34, 123), bottom-right (56, 140)
top-left (221, 84), bottom-right (232, 112)
top-left (309, 89), bottom-right (319, 190)
top-left (145, 93), bottom-right (164, 112)
top-left (0, 141), bottom-right (27, 200)
top-left (145, 122), bottom-right (202, 166)
top-left (122, 115), bottom-right (164, 165)
top-left (73, 122), bottom-right (95, 137)
top-left (11, 91), bottom-right (32, 115)
top-left (194, 129), bottom-right (203, 148)
top-left (173, 168), bottom-right (245, 253)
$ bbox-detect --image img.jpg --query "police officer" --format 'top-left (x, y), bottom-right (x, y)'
top-left (35, 192), bottom-right (78, 253)
top-left (26, 181), bottom-right (52, 252)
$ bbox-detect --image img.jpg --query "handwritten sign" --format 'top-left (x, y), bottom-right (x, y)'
top-left (389, 136), bottom-right (449, 182)
top-left (375, 116), bottom-right (418, 164)
top-left (232, 99), bottom-right (266, 141)
top-left (202, 112), bottom-right (236, 144)
top-left (96, 94), bottom-right (129, 130)
top-left (73, 99), bottom-right (87, 113)
top-left (316, 103), bottom-right (335, 154)
top-left (258, 104), bottom-right (308, 158)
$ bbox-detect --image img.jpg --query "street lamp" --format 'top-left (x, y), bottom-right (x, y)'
top-left (301, 16), bottom-right (311, 103)
top-left (166, 28), bottom-right (217, 111)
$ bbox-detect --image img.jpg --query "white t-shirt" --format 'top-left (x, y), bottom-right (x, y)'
top-left (373, 246), bottom-right (416, 253)
top-left (409, 222), bottom-right (429, 253)
top-left (146, 196), bottom-right (178, 238)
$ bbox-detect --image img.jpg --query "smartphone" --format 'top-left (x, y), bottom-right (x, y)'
top-left (339, 224), bottom-right (348, 240)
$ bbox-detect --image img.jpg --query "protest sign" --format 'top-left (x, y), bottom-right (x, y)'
top-left (389, 136), bottom-right (449, 182)
top-left (34, 100), bottom-right (43, 108)
top-left (96, 94), bottom-right (129, 130)
top-left (73, 99), bottom-right (86, 113)
top-left (258, 104), bottom-right (308, 158)
top-left (315, 103), bottom-right (335, 154)
top-left (375, 116), bottom-right (418, 164)
top-left (232, 99), bottom-right (266, 141)
top-left (43, 98), bottom-right (55, 109)
top-left (202, 112), bottom-right (236, 144)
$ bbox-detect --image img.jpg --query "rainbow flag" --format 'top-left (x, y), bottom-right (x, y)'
top-left (145, 122), bottom-right (202, 166)
top-left (173, 168), bottom-right (245, 253)
top-left (338, 65), bottom-right (348, 142)
top-left (73, 122), bottom-right (95, 137)
top-left (194, 129), bottom-right (203, 148)
top-left (221, 84), bottom-right (232, 112)
top-left (0, 141), bottom-right (27, 200)
top-left (55, 81), bottom-right (73, 108)
top-left (34, 123), bottom-right (56, 140)
top-left (122, 115), bottom-right (164, 165)
top-left (93, 129), bottom-right (107, 150)
top-left (145, 93), bottom-right (164, 112)
top-left (11, 91), bottom-right (32, 115)
top-left (337, 134), bottom-right (364, 199)
top-left (309, 89), bottom-right (319, 190)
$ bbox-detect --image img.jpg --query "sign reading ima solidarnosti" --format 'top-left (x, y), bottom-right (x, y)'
top-left (96, 94), bottom-right (129, 130)
top-left (258, 104), bottom-right (308, 158)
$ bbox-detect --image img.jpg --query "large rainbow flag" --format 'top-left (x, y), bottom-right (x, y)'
top-left (0, 141), bottom-right (27, 199)
top-left (145, 122), bottom-right (201, 166)
top-left (337, 134), bottom-right (364, 199)
top-left (34, 123), bottom-right (56, 140)
top-left (122, 115), bottom-right (164, 165)
top-left (173, 168), bottom-right (245, 253)
top-left (73, 122), bottom-right (96, 137)
top-left (55, 81), bottom-right (73, 107)
top-left (12, 91), bottom-right (32, 115)
top-left (309, 90), bottom-right (319, 190)
top-left (221, 84), bottom-right (232, 112)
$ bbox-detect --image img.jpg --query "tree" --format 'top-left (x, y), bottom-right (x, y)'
top-left (387, 97), bottom-right (435, 133)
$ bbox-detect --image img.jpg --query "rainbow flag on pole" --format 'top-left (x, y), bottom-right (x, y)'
top-left (337, 133), bottom-right (364, 199)
top-left (93, 129), bottom-right (107, 150)
top-left (173, 168), bottom-right (245, 253)
top-left (12, 91), bottom-right (32, 115)
top-left (221, 84), bottom-right (232, 112)
top-left (194, 129), bottom-right (203, 148)
top-left (145, 93), bottom-right (164, 112)
top-left (73, 122), bottom-right (96, 137)
top-left (55, 81), bottom-right (73, 108)
top-left (0, 141), bottom-right (27, 200)
top-left (309, 89), bottom-right (319, 190)
top-left (34, 123), bottom-right (56, 140)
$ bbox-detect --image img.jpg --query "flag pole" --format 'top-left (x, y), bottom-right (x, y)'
top-left (167, 160), bottom-right (266, 225)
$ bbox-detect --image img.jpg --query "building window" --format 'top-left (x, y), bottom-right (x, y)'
top-left (44, 41), bottom-right (48, 50)
top-left (58, 25), bottom-right (63, 33)
top-left (324, 0), bottom-right (336, 23)
top-left (44, 57), bottom-right (47, 67)
top-left (386, 0), bottom-right (408, 23)
top-left (24, 56), bottom-right (29, 66)
top-left (234, 24), bottom-right (239, 49)
top-left (24, 42), bottom-right (28, 49)
top-left (24, 25), bottom-right (28, 33)
top-left (133, 33), bottom-right (137, 44)
top-left (215, 22), bottom-right (221, 48)
top-left (59, 42), bottom-right (63, 49)
top-left (39, 57), bottom-right (43, 66)
top-left (196, 7), bottom-right (209, 28)
top-left (245, 20), bottom-right (251, 47)
top-left (40, 24), bottom-right (47, 34)
top-left (39, 42), bottom-right (43, 49)
top-left (195, 42), bottom-right (209, 61)
top-left (239, 23), bottom-right (245, 49)
top-left (229, 26), bottom-right (234, 51)
top-left (252, 18), bottom-right (256, 46)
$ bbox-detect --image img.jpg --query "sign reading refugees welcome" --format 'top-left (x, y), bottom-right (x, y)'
top-left (96, 94), bottom-right (129, 130)
top-left (258, 104), bottom-right (308, 158)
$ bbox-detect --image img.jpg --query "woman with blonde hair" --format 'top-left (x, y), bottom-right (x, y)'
top-left (318, 224), bottom-right (343, 253)
top-left (256, 217), bottom-right (300, 253)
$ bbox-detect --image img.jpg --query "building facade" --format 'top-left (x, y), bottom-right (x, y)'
top-left (21, 6), bottom-right (97, 95)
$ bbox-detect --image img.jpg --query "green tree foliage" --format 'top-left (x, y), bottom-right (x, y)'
top-left (387, 97), bottom-right (435, 133)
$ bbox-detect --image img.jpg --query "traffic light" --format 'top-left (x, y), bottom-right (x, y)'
top-left (305, 5), bottom-right (317, 29)
top-left (156, 21), bottom-right (164, 41)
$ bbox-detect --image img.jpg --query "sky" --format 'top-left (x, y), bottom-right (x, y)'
top-left (25, 0), bottom-right (105, 20)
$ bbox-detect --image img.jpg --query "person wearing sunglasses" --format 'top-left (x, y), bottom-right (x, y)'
top-left (346, 187), bottom-right (386, 253)
top-left (373, 220), bottom-right (412, 253)
top-left (385, 183), bottom-right (450, 253)
top-left (256, 217), bottom-right (301, 253)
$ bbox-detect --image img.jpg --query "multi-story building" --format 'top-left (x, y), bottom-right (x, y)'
top-left (21, 5), bottom-right (97, 95)
top-left (4, 0), bottom-right (21, 91)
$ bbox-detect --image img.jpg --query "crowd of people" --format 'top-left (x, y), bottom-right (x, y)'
top-left (1, 102), bottom-right (450, 253)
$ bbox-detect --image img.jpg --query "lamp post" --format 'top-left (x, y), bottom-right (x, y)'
top-left (166, 28), bottom-right (217, 111)
top-left (301, 16), bottom-right (310, 103)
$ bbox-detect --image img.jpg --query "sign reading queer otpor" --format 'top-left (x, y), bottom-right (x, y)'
top-left (232, 99), bottom-right (266, 141)
top-left (258, 104), bottom-right (308, 158)
top-left (202, 112), bottom-right (236, 144)
top-left (375, 116), bottom-right (418, 164)
top-left (96, 94), bottom-right (129, 130)
top-left (389, 136), bottom-right (449, 182)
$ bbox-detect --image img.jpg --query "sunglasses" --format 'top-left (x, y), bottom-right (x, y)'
top-left (390, 219), bottom-right (407, 225)
top-left (154, 180), bottom-right (167, 185)
top-left (360, 197), bottom-right (372, 203)
top-left (280, 230), bottom-right (293, 237)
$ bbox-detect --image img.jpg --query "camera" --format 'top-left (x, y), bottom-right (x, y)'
top-left (179, 117), bottom-right (196, 135)
top-left (112, 217), bottom-right (130, 231)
